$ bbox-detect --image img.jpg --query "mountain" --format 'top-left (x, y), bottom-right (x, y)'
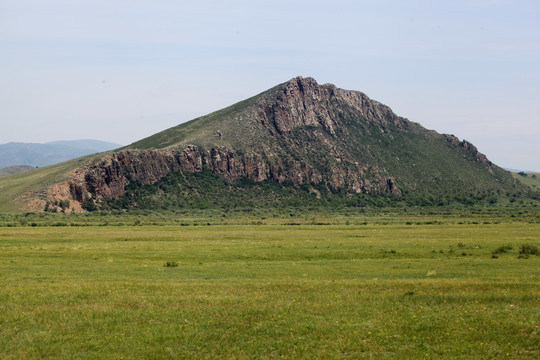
top-left (0, 77), bottom-right (533, 212)
top-left (505, 168), bottom-right (540, 173)
top-left (0, 165), bottom-right (35, 178)
top-left (0, 140), bottom-right (122, 168)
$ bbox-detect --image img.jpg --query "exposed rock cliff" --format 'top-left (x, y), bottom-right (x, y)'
top-left (257, 76), bottom-right (407, 136)
top-left (66, 143), bottom-right (396, 206)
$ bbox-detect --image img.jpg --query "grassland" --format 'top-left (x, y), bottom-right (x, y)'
top-left (1, 211), bottom-right (539, 359)
top-left (513, 172), bottom-right (540, 190)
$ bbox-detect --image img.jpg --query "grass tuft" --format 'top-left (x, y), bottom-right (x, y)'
top-left (492, 244), bottom-right (513, 255)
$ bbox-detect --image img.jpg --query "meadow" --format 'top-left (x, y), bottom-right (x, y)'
top-left (0, 210), bottom-right (539, 359)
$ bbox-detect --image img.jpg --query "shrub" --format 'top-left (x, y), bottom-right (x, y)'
top-left (519, 244), bottom-right (538, 256)
top-left (164, 261), bottom-right (178, 267)
top-left (492, 244), bottom-right (513, 255)
top-left (81, 199), bottom-right (98, 212)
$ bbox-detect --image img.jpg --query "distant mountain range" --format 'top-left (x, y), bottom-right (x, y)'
top-left (0, 140), bottom-right (122, 169)
top-left (0, 165), bottom-right (35, 178)
top-left (505, 168), bottom-right (539, 173)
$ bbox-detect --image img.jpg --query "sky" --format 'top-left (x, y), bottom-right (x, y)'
top-left (1, 0), bottom-right (539, 171)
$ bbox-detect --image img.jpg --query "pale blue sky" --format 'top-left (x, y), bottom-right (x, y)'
top-left (1, 0), bottom-right (539, 170)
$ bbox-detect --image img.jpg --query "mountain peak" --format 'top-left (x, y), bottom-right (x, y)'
top-left (287, 75), bottom-right (319, 88)
top-left (257, 76), bottom-right (405, 138)
top-left (127, 76), bottom-right (403, 150)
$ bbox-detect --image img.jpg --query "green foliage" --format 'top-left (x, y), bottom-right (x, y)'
top-left (97, 167), bottom-right (537, 212)
top-left (81, 199), bottom-right (98, 212)
top-left (44, 199), bottom-right (70, 213)
top-left (1, 204), bottom-right (539, 228)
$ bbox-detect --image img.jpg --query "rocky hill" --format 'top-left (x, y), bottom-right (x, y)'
top-left (0, 77), bottom-right (532, 212)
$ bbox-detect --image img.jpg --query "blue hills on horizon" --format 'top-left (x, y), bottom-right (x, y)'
top-left (504, 168), bottom-right (540, 174)
top-left (0, 139), bottom-right (122, 169)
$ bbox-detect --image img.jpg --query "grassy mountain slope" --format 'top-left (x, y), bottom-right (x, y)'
top-left (513, 172), bottom-right (540, 190)
top-left (127, 100), bottom-right (255, 150)
top-left (0, 154), bottom-right (104, 212)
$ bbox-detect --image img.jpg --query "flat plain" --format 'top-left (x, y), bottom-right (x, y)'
top-left (1, 212), bottom-right (539, 359)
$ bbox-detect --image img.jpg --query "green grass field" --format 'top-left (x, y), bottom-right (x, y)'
top-left (1, 218), bottom-right (539, 359)
top-left (513, 172), bottom-right (540, 190)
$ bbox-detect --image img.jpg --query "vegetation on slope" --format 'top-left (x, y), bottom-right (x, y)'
top-left (127, 85), bottom-right (276, 151)
top-left (94, 168), bottom-right (537, 212)
top-left (0, 153), bottom-right (105, 212)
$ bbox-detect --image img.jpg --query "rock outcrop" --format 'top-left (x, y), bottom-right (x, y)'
top-left (65, 143), bottom-right (397, 207)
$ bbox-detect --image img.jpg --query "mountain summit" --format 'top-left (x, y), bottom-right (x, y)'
top-left (0, 77), bottom-right (528, 211)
